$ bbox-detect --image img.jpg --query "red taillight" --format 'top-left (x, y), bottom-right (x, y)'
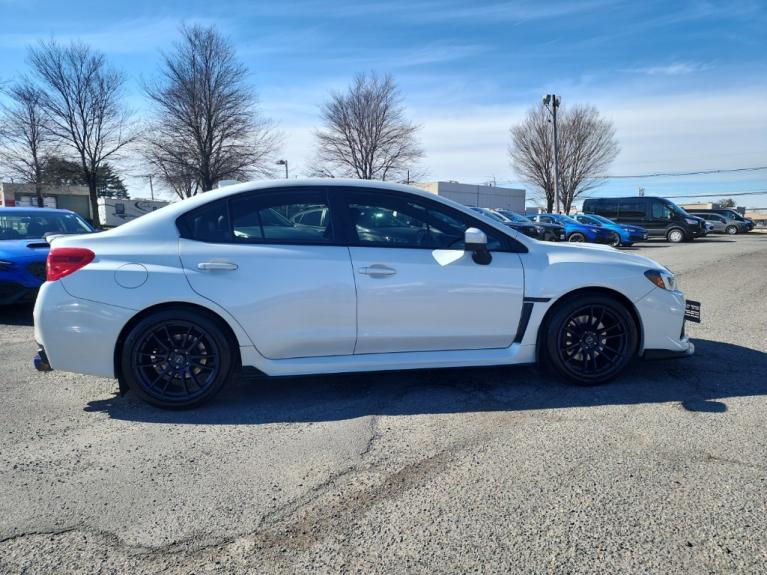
top-left (47, 247), bottom-right (95, 281)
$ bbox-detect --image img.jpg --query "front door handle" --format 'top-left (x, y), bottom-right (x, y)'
top-left (358, 264), bottom-right (397, 278)
top-left (197, 261), bottom-right (238, 271)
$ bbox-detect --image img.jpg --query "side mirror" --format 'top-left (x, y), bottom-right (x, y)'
top-left (464, 227), bottom-right (492, 265)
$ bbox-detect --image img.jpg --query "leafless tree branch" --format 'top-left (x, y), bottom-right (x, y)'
top-left (142, 24), bottom-right (280, 198)
top-left (313, 72), bottom-right (423, 181)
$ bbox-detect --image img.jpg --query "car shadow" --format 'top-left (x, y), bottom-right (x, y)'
top-left (85, 338), bottom-right (767, 425)
top-left (0, 304), bottom-right (34, 326)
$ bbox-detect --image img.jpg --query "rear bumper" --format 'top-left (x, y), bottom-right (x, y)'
top-left (34, 280), bottom-right (134, 378)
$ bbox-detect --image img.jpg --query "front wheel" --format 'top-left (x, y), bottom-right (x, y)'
top-left (725, 225), bottom-right (738, 235)
top-left (568, 232), bottom-right (586, 243)
top-left (667, 228), bottom-right (685, 243)
top-left (543, 295), bottom-right (638, 385)
top-left (609, 232), bottom-right (622, 247)
top-left (120, 308), bottom-right (236, 408)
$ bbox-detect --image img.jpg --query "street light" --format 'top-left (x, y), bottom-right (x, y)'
top-left (543, 94), bottom-right (561, 213)
top-left (276, 159), bottom-right (289, 179)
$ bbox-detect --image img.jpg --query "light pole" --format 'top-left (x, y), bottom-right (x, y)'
top-left (543, 94), bottom-right (561, 213)
top-left (276, 159), bottom-right (289, 179)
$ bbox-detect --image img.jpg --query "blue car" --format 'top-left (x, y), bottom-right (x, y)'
top-left (0, 207), bottom-right (94, 305)
top-left (573, 213), bottom-right (648, 247)
top-left (531, 213), bottom-right (613, 244)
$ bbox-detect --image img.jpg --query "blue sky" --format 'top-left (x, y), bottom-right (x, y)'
top-left (1, 0), bottom-right (766, 208)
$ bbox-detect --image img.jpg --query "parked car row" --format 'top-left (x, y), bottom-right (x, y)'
top-left (582, 196), bottom-right (754, 242)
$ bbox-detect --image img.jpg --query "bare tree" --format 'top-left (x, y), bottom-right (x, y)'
top-left (508, 105), bottom-right (556, 212)
top-left (557, 105), bottom-right (619, 213)
top-left (29, 40), bottom-right (136, 225)
top-left (509, 103), bottom-right (618, 213)
top-left (0, 81), bottom-right (54, 207)
top-left (314, 72), bottom-right (423, 181)
top-left (143, 24), bottom-right (278, 196)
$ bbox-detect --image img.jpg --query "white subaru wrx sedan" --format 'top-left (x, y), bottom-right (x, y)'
top-left (33, 180), bottom-right (695, 408)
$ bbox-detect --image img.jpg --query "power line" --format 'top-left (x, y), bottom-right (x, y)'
top-left (606, 166), bottom-right (767, 179)
top-left (658, 190), bottom-right (767, 199)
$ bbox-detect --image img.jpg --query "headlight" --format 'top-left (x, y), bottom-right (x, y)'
top-left (685, 218), bottom-right (698, 225)
top-left (535, 225), bottom-right (544, 233)
top-left (644, 269), bottom-right (677, 291)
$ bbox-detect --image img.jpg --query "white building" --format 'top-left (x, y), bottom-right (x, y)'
top-left (415, 181), bottom-right (525, 212)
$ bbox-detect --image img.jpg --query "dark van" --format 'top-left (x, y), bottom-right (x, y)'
top-left (582, 196), bottom-right (705, 243)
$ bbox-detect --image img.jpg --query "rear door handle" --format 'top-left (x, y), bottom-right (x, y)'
top-left (358, 264), bottom-right (397, 277)
top-left (197, 261), bottom-right (238, 271)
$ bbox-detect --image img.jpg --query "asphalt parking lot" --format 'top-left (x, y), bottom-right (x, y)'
top-left (1, 233), bottom-right (766, 574)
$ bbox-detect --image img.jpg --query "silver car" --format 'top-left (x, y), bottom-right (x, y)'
top-left (689, 212), bottom-right (746, 235)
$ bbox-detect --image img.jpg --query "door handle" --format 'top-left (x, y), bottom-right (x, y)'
top-left (358, 264), bottom-right (397, 277)
top-left (197, 261), bottom-right (238, 271)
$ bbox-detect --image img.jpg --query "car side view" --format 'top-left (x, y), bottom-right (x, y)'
top-left (688, 212), bottom-right (745, 235)
top-left (34, 180), bottom-right (695, 408)
top-left (494, 209), bottom-right (566, 242)
top-left (531, 213), bottom-right (613, 244)
top-left (572, 213), bottom-right (648, 247)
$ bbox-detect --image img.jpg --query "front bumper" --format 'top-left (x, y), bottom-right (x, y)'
top-left (0, 281), bottom-right (38, 305)
top-left (643, 342), bottom-right (695, 360)
top-left (634, 286), bottom-right (694, 358)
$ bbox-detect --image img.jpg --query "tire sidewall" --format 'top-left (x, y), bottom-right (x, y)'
top-left (667, 228), bottom-right (685, 243)
top-left (543, 295), bottom-right (638, 385)
top-left (610, 232), bottom-right (622, 247)
top-left (568, 232), bottom-right (586, 243)
top-left (120, 308), bottom-right (234, 408)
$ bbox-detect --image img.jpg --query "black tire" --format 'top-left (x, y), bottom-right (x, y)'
top-left (725, 225), bottom-right (738, 235)
top-left (609, 232), bottom-right (622, 247)
top-left (542, 294), bottom-right (638, 386)
top-left (119, 308), bottom-right (236, 408)
top-left (666, 228), bottom-right (685, 243)
top-left (543, 232), bottom-right (555, 242)
top-left (568, 232), bottom-right (586, 243)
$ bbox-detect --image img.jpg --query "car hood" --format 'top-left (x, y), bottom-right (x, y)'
top-left (0, 238), bottom-right (49, 260)
top-left (541, 240), bottom-right (664, 269)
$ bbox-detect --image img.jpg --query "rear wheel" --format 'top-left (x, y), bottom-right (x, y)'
top-left (568, 232), bottom-right (586, 243)
top-left (120, 308), bottom-right (235, 408)
top-left (666, 228), bottom-right (685, 243)
top-left (725, 225), bottom-right (738, 235)
top-left (543, 295), bottom-right (638, 385)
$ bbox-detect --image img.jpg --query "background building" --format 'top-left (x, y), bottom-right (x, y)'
top-left (0, 182), bottom-right (91, 220)
top-left (415, 181), bottom-right (525, 212)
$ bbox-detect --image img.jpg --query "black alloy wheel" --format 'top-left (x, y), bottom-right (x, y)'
top-left (544, 295), bottom-right (638, 385)
top-left (120, 308), bottom-right (235, 408)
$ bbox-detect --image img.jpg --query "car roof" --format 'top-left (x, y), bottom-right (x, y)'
top-left (0, 206), bottom-right (76, 215)
top-left (98, 178), bottom-right (524, 242)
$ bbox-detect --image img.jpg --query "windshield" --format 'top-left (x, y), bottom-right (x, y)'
top-left (0, 211), bottom-right (93, 240)
top-left (471, 208), bottom-right (509, 223)
top-left (667, 202), bottom-right (689, 218)
top-left (576, 214), bottom-right (602, 226)
top-left (553, 214), bottom-right (579, 224)
top-left (499, 211), bottom-right (533, 223)
top-left (587, 214), bottom-right (615, 225)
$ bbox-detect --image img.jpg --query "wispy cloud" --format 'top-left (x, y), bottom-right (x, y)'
top-left (622, 61), bottom-right (712, 76)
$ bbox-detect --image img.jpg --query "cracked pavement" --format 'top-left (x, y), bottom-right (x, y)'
top-left (1, 234), bottom-right (766, 574)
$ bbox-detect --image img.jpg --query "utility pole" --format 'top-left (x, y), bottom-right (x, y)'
top-left (543, 94), bottom-right (561, 213)
top-left (148, 174), bottom-right (155, 201)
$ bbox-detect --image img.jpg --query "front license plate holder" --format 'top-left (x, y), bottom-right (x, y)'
top-left (684, 300), bottom-right (701, 323)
